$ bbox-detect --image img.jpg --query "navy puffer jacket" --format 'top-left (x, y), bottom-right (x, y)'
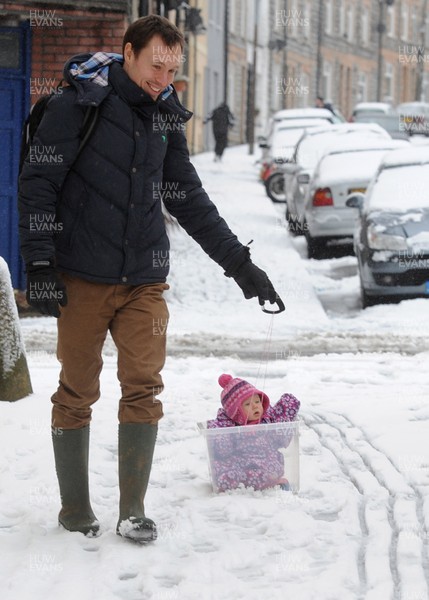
top-left (18, 54), bottom-right (247, 285)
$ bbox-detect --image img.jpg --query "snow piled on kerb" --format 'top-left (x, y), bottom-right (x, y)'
top-left (0, 257), bottom-right (26, 375)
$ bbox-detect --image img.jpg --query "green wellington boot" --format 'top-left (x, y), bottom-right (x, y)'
top-left (116, 423), bottom-right (158, 544)
top-left (52, 426), bottom-right (100, 536)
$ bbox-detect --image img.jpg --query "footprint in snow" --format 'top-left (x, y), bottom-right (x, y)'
top-left (311, 511), bottom-right (339, 522)
top-left (118, 572), bottom-right (138, 581)
top-left (82, 545), bottom-right (100, 552)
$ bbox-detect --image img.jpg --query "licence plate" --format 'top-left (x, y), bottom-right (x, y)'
top-left (348, 187), bottom-right (366, 194)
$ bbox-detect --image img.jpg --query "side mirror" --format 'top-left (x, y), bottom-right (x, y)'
top-left (297, 173), bottom-right (310, 185)
top-left (346, 192), bottom-right (365, 210)
top-left (257, 135), bottom-right (267, 143)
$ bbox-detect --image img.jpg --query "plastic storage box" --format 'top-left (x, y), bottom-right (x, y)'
top-left (198, 420), bottom-right (300, 493)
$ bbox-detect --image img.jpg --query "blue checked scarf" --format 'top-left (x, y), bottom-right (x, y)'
top-left (69, 51), bottom-right (173, 100)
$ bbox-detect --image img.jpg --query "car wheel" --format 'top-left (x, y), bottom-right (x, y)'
top-left (361, 284), bottom-right (378, 309)
top-left (265, 174), bottom-right (285, 202)
top-left (306, 231), bottom-right (326, 259)
top-left (285, 207), bottom-right (302, 236)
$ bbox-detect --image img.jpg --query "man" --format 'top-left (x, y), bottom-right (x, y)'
top-left (18, 15), bottom-right (281, 544)
top-left (315, 95), bottom-right (335, 115)
top-left (204, 102), bottom-right (235, 161)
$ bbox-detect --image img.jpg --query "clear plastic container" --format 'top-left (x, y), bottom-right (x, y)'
top-left (197, 420), bottom-right (300, 493)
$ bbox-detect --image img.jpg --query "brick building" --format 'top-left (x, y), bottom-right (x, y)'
top-left (0, 0), bottom-right (128, 288)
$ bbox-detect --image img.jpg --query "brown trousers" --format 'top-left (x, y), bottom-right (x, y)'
top-left (51, 274), bottom-right (169, 429)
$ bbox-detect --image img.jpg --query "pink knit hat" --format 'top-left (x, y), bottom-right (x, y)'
top-left (218, 374), bottom-right (270, 425)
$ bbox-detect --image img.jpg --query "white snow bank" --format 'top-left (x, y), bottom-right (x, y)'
top-left (0, 257), bottom-right (26, 376)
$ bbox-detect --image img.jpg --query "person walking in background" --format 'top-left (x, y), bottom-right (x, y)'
top-left (315, 95), bottom-right (335, 115)
top-left (204, 102), bottom-right (235, 161)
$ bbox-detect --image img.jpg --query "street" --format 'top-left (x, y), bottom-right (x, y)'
top-left (3, 144), bottom-right (429, 600)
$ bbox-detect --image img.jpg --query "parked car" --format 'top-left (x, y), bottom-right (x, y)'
top-left (259, 107), bottom-right (341, 160)
top-left (350, 102), bottom-right (396, 121)
top-left (259, 118), bottom-right (329, 202)
top-left (396, 102), bottom-right (429, 136)
top-left (303, 138), bottom-right (409, 258)
top-left (347, 146), bottom-right (429, 307)
top-left (352, 112), bottom-right (409, 140)
top-left (283, 123), bottom-right (393, 233)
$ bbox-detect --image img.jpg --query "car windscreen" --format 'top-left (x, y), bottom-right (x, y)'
top-left (355, 108), bottom-right (386, 116)
top-left (273, 127), bottom-right (313, 150)
top-left (295, 136), bottom-right (333, 170)
top-left (366, 164), bottom-right (429, 211)
top-left (398, 105), bottom-right (426, 115)
top-left (355, 115), bottom-right (399, 132)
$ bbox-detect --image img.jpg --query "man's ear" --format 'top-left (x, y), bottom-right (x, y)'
top-left (123, 42), bottom-right (133, 64)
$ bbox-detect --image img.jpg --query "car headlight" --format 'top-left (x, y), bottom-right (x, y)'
top-left (367, 224), bottom-right (407, 251)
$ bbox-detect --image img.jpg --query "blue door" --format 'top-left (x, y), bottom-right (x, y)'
top-left (0, 24), bottom-right (30, 290)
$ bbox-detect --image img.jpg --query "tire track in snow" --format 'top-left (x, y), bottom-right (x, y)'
top-left (338, 413), bottom-right (429, 600)
top-left (307, 413), bottom-right (400, 600)
top-left (22, 329), bottom-right (429, 359)
top-left (302, 413), bottom-right (369, 600)
top-left (304, 411), bottom-right (429, 600)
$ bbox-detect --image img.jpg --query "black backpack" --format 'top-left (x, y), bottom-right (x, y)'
top-left (18, 83), bottom-right (99, 180)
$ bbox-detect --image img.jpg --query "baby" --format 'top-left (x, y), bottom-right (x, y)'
top-left (206, 374), bottom-right (300, 491)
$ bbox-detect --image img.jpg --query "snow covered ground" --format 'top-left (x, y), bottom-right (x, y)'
top-left (2, 144), bottom-right (429, 600)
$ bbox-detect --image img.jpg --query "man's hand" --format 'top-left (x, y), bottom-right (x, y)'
top-left (26, 261), bottom-right (67, 317)
top-left (232, 261), bottom-right (279, 306)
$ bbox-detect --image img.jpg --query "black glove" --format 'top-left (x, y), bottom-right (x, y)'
top-left (26, 260), bottom-right (67, 317)
top-left (231, 260), bottom-right (278, 305)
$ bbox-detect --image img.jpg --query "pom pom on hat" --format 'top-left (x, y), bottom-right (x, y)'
top-left (219, 374), bottom-right (233, 388)
top-left (218, 373), bottom-right (270, 425)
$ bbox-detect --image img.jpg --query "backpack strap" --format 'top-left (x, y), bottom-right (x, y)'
top-left (77, 105), bottom-right (100, 158)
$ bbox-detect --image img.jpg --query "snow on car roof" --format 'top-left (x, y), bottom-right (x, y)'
top-left (324, 138), bottom-right (408, 156)
top-left (273, 108), bottom-right (333, 121)
top-left (367, 163), bottom-right (429, 211)
top-left (301, 122), bottom-right (390, 139)
top-left (353, 102), bottom-right (393, 112)
top-left (276, 118), bottom-right (330, 130)
top-left (296, 131), bottom-right (401, 171)
top-left (379, 145), bottom-right (429, 168)
top-left (397, 101), bottom-right (429, 108)
top-left (315, 148), bottom-right (401, 187)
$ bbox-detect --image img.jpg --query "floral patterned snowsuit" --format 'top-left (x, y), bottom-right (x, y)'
top-left (206, 394), bottom-right (300, 491)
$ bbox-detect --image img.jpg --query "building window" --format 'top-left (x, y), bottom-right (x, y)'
top-left (401, 4), bottom-right (409, 41)
top-left (357, 72), bottom-right (367, 102)
top-left (386, 5), bottom-right (395, 38)
top-left (238, 0), bottom-right (245, 38)
top-left (411, 6), bottom-right (419, 42)
top-left (325, 0), bottom-right (333, 35)
top-left (299, 72), bottom-right (310, 107)
top-left (361, 7), bottom-right (369, 47)
top-left (230, 0), bottom-right (245, 38)
top-left (228, 1), bottom-right (235, 33)
top-left (323, 61), bottom-right (332, 101)
top-left (384, 62), bottom-right (394, 101)
top-left (303, 1), bottom-right (312, 39)
top-left (273, 61), bottom-right (283, 111)
top-left (288, 0), bottom-right (299, 39)
top-left (339, 0), bottom-right (346, 37)
top-left (347, 5), bottom-right (354, 42)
